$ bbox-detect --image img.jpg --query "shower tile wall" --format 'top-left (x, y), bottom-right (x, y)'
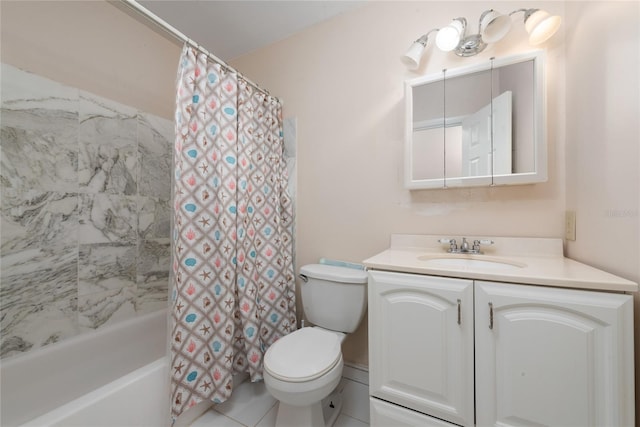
top-left (0, 63), bottom-right (173, 358)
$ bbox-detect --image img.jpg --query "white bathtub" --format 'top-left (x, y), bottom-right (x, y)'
top-left (0, 310), bottom-right (168, 427)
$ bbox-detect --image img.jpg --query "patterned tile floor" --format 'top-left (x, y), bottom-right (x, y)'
top-left (191, 377), bottom-right (370, 427)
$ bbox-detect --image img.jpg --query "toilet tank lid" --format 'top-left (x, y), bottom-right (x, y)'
top-left (300, 264), bottom-right (368, 284)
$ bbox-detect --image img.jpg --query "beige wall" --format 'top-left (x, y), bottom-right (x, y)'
top-left (0, 1), bottom-right (181, 119)
top-left (231, 1), bottom-right (568, 367)
top-left (564, 1), bottom-right (640, 421)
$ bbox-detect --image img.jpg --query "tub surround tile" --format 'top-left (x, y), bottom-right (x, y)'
top-left (78, 92), bottom-right (138, 195)
top-left (138, 196), bottom-right (171, 240)
top-left (78, 141), bottom-right (138, 195)
top-left (77, 91), bottom-right (138, 144)
top-left (0, 295), bottom-right (79, 359)
top-left (77, 286), bottom-right (137, 330)
top-left (0, 191), bottom-right (78, 253)
top-left (0, 64), bottom-right (173, 359)
top-left (137, 239), bottom-right (171, 313)
top-left (1, 64), bottom-right (79, 195)
top-left (0, 248), bottom-right (78, 358)
top-left (135, 291), bottom-right (169, 315)
top-left (78, 193), bottom-right (138, 244)
top-left (138, 113), bottom-right (173, 200)
top-left (1, 109), bottom-right (79, 194)
top-left (77, 242), bottom-right (139, 328)
top-left (0, 64), bottom-right (78, 192)
top-left (78, 244), bottom-right (137, 295)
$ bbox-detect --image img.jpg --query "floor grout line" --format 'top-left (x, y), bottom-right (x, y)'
top-left (252, 400), bottom-right (278, 427)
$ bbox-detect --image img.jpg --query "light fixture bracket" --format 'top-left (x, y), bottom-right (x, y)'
top-left (454, 34), bottom-right (487, 57)
top-left (403, 6), bottom-right (560, 69)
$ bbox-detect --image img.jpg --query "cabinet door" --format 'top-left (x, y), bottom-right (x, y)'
top-left (370, 397), bottom-right (454, 427)
top-left (475, 281), bottom-right (634, 427)
top-left (368, 271), bottom-right (474, 426)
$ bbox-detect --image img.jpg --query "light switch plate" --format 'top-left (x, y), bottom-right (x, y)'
top-left (565, 211), bottom-right (576, 241)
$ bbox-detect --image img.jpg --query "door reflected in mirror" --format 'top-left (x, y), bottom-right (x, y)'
top-left (404, 51), bottom-right (546, 189)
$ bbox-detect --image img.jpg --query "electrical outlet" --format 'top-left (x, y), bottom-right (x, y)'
top-left (565, 211), bottom-right (576, 241)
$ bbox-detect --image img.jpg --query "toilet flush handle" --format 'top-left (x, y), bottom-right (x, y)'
top-left (299, 274), bottom-right (308, 283)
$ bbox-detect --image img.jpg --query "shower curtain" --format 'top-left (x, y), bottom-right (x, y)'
top-left (170, 44), bottom-right (296, 422)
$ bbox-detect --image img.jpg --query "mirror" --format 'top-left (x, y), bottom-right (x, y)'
top-left (404, 51), bottom-right (546, 189)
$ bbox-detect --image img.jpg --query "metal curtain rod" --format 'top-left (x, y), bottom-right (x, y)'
top-left (120, 0), bottom-right (275, 100)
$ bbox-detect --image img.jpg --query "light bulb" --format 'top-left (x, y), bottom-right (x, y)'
top-left (525, 10), bottom-right (561, 45)
top-left (436, 20), bottom-right (465, 52)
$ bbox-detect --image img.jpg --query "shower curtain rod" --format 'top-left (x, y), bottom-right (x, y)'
top-left (120, 0), bottom-right (276, 100)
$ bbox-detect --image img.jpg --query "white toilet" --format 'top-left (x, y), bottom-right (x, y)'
top-left (263, 263), bottom-right (368, 427)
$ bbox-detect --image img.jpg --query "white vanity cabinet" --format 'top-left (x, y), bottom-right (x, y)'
top-left (368, 270), bottom-right (635, 427)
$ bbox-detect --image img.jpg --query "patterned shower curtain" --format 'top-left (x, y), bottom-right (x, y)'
top-left (170, 44), bottom-right (296, 422)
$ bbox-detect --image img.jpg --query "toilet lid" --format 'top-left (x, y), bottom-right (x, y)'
top-left (264, 328), bottom-right (342, 382)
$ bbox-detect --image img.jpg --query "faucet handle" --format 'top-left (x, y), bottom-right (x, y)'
top-left (473, 239), bottom-right (494, 253)
top-left (438, 238), bottom-right (457, 252)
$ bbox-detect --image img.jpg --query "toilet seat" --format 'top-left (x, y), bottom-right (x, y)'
top-left (264, 328), bottom-right (342, 383)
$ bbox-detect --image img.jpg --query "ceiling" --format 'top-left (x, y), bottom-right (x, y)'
top-left (138, 1), bottom-right (364, 61)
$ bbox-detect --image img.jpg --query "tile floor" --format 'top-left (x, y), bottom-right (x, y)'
top-left (191, 376), bottom-right (370, 427)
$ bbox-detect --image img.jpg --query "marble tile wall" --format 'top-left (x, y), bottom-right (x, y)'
top-left (0, 63), bottom-right (173, 358)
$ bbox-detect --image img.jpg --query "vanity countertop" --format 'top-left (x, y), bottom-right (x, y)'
top-left (363, 235), bottom-right (638, 293)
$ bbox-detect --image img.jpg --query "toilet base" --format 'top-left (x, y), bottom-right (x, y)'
top-left (274, 383), bottom-right (344, 427)
top-left (275, 401), bottom-right (324, 427)
top-left (322, 385), bottom-right (344, 427)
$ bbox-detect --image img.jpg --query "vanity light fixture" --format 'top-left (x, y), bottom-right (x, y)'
top-left (403, 8), bottom-right (561, 69)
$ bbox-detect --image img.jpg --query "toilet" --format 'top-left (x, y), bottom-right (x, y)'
top-left (263, 263), bottom-right (368, 427)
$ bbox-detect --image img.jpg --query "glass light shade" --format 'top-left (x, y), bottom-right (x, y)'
top-left (481, 11), bottom-right (512, 43)
top-left (525, 10), bottom-right (561, 45)
top-left (402, 41), bottom-right (426, 70)
top-left (436, 20), bottom-right (464, 52)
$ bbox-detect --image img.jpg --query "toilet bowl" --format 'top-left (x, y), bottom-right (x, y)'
top-left (264, 327), bottom-right (345, 427)
top-left (262, 264), bottom-right (368, 427)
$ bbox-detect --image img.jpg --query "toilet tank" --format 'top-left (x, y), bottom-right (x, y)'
top-left (299, 264), bottom-right (368, 333)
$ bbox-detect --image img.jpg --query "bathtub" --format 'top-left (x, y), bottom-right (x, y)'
top-left (1, 309), bottom-right (168, 427)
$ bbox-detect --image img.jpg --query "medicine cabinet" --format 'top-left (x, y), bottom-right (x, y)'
top-left (404, 51), bottom-right (546, 189)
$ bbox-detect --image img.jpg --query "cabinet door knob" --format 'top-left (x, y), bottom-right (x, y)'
top-left (457, 299), bottom-right (461, 325)
top-left (488, 302), bottom-right (494, 330)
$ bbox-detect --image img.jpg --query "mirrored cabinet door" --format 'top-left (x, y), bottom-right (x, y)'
top-left (411, 73), bottom-right (445, 184)
top-left (490, 56), bottom-right (544, 185)
top-left (444, 67), bottom-right (493, 187)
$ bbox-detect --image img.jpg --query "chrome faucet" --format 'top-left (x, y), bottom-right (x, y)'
top-left (438, 237), bottom-right (494, 254)
top-left (460, 237), bottom-right (470, 252)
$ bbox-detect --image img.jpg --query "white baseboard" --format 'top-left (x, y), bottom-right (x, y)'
top-left (342, 362), bottom-right (369, 386)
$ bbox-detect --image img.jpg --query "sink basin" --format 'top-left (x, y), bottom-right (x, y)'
top-left (417, 255), bottom-right (526, 270)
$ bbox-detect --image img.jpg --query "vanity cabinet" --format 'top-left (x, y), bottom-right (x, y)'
top-left (368, 270), bottom-right (635, 427)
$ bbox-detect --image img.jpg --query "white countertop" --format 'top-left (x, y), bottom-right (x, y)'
top-left (363, 235), bottom-right (638, 293)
